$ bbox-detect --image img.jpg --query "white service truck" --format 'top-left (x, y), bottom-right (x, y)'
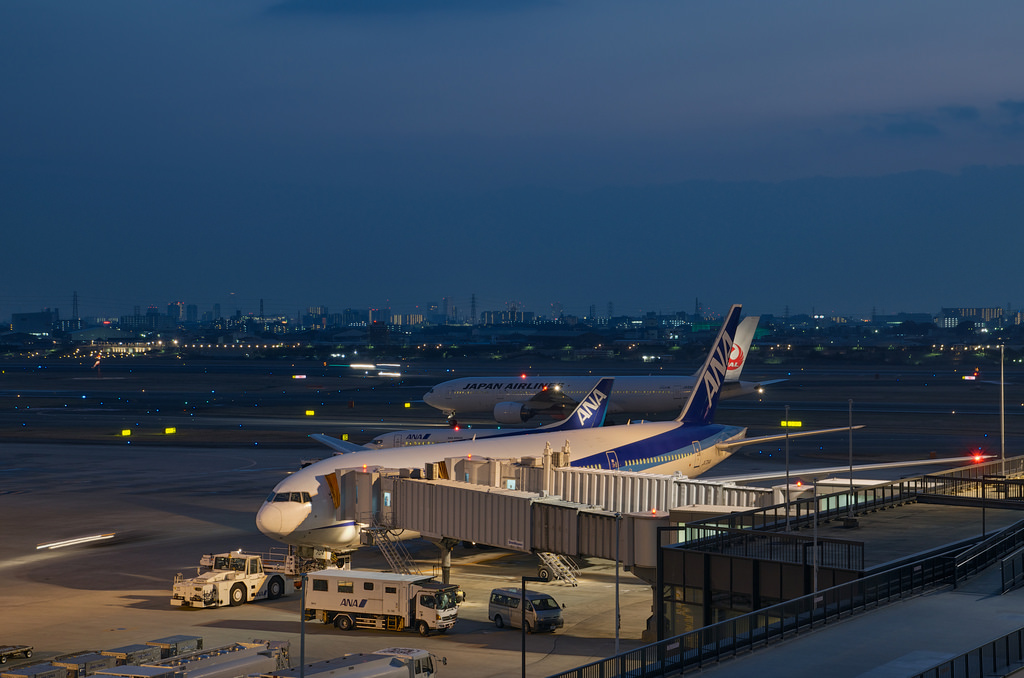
top-left (304, 570), bottom-right (460, 637)
top-left (171, 547), bottom-right (346, 609)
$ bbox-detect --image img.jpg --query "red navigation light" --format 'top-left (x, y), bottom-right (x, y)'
top-left (973, 453), bottom-right (984, 463)
top-left (521, 373), bottom-right (527, 379)
top-left (453, 425), bottom-right (460, 431)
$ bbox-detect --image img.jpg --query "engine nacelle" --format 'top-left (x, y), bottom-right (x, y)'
top-left (493, 401), bottom-right (532, 424)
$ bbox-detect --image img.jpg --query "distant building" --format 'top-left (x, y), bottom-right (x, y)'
top-left (12, 310), bottom-right (57, 336)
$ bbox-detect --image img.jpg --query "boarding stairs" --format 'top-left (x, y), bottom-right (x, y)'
top-left (537, 552), bottom-right (580, 586)
top-left (361, 515), bottom-right (421, 575)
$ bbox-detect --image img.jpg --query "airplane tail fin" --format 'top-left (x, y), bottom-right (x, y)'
top-left (725, 316), bottom-right (759, 382)
top-left (675, 305), bottom-right (742, 425)
top-left (540, 377), bottom-right (614, 431)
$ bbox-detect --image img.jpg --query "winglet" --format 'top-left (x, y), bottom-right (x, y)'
top-left (676, 305), bottom-right (742, 425)
top-left (309, 433), bottom-right (369, 454)
top-left (540, 377), bottom-right (614, 431)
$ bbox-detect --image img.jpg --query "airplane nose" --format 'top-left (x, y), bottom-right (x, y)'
top-left (256, 503), bottom-right (283, 537)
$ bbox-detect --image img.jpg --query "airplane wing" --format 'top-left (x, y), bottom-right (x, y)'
top-left (707, 455), bottom-right (995, 484)
top-left (308, 434), bottom-right (370, 454)
top-left (716, 425), bottom-right (866, 452)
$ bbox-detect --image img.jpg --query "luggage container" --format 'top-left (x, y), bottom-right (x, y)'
top-left (144, 638), bottom-right (203, 660)
top-left (100, 646), bottom-right (162, 667)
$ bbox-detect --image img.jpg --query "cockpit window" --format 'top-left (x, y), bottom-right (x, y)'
top-left (269, 491), bottom-right (311, 503)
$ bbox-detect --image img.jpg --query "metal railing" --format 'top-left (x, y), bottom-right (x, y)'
top-left (954, 517), bottom-right (1024, 585)
top-left (547, 457), bottom-right (1024, 678)
top-left (910, 626), bottom-right (1024, 678)
top-left (547, 554), bottom-right (956, 678)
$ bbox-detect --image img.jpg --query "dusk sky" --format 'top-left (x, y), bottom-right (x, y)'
top-left (3, 1), bottom-right (1024, 322)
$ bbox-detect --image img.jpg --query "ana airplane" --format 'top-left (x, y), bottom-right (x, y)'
top-left (421, 315), bottom-right (777, 424)
top-left (255, 305), bottom-right (858, 551)
top-left (309, 377), bottom-right (614, 452)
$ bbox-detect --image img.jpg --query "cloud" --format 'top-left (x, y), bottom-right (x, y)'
top-left (879, 119), bottom-right (942, 138)
top-left (266, 0), bottom-right (556, 15)
top-left (998, 100), bottom-right (1024, 117)
top-left (938, 105), bottom-right (979, 122)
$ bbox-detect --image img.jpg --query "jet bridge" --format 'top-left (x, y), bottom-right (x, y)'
top-left (333, 451), bottom-right (771, 574)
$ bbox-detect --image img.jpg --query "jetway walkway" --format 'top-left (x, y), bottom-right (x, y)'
top-left (335, 448), bottom-right (772, 575)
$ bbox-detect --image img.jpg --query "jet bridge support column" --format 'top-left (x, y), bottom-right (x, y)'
top-left (435, 537), bottom-right (460, 585)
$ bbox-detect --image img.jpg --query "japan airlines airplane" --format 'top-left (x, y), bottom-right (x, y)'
top-left (256, 306), bottom-right (859, 551)
top-left (309, 377), bottom-right (614, 452)
top-left (421, 316), bottom-right (776, 424)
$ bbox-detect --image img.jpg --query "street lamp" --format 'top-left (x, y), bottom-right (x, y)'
top-left (300, 572), bottom-right (307, 678)
top-left (521, 576), bottom-right (544, 678)
top-left (848, 399), bottom-right (854, 520)
top-left (785, 404), bottom-right (791, 531)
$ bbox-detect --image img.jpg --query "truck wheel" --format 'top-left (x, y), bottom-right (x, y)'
top-left (23, 651), bottom-right (32, 659)
top-left (267, 576), bottom-right (284, 600)
top-left (417, 620), bottom-right (430, 637)
top-left (493, 615), bottom-right (504, 629)
top-left (2, 655), bottom-right (8, 664)
top-left (537, 567), bottom-right (551, 582)
top-left (229, 583), bottom-right (246, 607)
top-left (336, 615), bottom-right (353, 631)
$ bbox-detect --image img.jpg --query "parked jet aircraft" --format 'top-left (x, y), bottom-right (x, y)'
top-left (421, 316), bottom-right (776, 424)
top-left (310, 377), bottom-right (614, 452)
top-left (256, 306), bottom-right (857, 551)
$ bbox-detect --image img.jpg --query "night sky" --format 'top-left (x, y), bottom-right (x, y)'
top-left (3, 1), bottom-right (1024, 322)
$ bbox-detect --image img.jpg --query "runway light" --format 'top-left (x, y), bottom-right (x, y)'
top-left (404, 403), bottom-right (411, 408)
top-left (305, 410), bottom-right (315, 416)
top-left (120, 429), bottom-right (131, 437)
top-left (165, 427), bottom-right (176, 435)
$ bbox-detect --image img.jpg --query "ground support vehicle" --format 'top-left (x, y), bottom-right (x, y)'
top-left (171, 550), bottom-right (291, 608)
top-left (488, 588), bottom-right (564, 633)
top-left (303, 570), bottom-right (459, 637)
top-left (257, 648), bottom-right (440, 678)
top-left (0, 647), bottom-right (33, 665)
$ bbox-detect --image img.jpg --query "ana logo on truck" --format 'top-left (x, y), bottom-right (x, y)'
top-left (338, 598), bottom-right (368, 608)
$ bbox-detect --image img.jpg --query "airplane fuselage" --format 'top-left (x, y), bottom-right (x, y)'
top-left (423, 375), bottom-right (759, 418)
top-left (257, 420), bottom-right (747, 550)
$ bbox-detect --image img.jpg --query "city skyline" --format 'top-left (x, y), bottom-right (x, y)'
top-left (3, 2), bottom-right (1023, 325)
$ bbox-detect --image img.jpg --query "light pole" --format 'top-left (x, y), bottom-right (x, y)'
top-left (812, 478), bottom-right (819, 595)
top-left (300, 572), bottom-right (307, 678)
top-left (785, 404), bottom-right (791, 531)
top-left (848, 399), bottom-right (854, 519)
top-left (1001, 344), bottom-right (1006, 476)
top-left (615, 512), bottom-right (622, 656)
top-left (521, 576), bottom-right (544, 678)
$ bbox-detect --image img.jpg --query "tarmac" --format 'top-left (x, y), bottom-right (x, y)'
top-left (4, 359), bottom-right (1024, 677)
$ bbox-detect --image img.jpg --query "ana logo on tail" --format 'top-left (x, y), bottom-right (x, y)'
top-left (575, 389), bottom-right (609, 426)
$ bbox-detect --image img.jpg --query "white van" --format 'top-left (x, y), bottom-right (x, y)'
top-left (488, 588), bottom-right (564, 633)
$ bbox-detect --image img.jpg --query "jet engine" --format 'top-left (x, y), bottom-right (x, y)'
top-left (493, 402), bottom-right (534, 424)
